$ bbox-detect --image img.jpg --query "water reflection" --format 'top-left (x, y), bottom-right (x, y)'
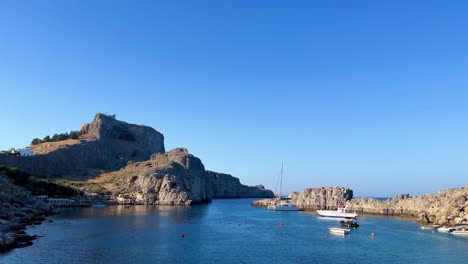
top-left (58, 204), bottom-right (210, 222)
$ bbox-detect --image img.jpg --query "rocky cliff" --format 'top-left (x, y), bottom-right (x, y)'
top-left (0, 174), bottom-right (52, 252)
top-left (0, 113), bottom-right (165, 179)
top-left (346, 186), bottom-right (468, 225)
top-left (252, 187), bottom-right (353, 209)
top-left (206, 171), bottom-right (274, 198)
top-left (88, 148), bottom-right (274, 205)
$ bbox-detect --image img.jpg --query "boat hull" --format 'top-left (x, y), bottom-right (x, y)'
top-left (420, 224), bottom-right (440, 230)
top-left (329, 227), bottom-right (350, 234)
top-left (317, 210), bottom-right (358, 219)
top-left (437, 227), bottom-right (454, 233)
top-left (451, 231), bottom-right (468, 236)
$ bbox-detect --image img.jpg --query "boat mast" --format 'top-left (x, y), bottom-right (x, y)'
top-left (279, 162), bottom-right (283, 199)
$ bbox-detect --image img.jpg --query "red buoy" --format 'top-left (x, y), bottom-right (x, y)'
top-left (181, 233), bottom-right (185, 238)
top-left (280, 222), bottom-right (284, 227)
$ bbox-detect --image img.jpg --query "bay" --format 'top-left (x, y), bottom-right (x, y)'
top-left (1, 199), bottom-right (467, 264)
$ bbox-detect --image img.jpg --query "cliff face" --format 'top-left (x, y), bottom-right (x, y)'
top-left (93, 148), bottom-right (274, 205)
top-left (0, 113), bottom-right (165, 179)
top-left (346, 186), bottom-right (468, 225)
top-left (206, 171), bottom-right (274, 198)
top-left (252, 187), bottom-right (353, 209)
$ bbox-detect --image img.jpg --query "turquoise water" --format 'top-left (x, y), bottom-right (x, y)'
top-left (1, 199), bottom-right (467, 264)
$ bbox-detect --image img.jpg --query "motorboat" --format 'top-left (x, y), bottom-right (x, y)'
top-left (437, 226), bottom-right (455, 233)
top-left (340, 219), bottom-right (359, 228)
top-left (317, 207), bottom-right (358, 219)
top-left (451, 226), bottom-right (468, 236)
top-left (329, 227), bottom-right (350, 235)
top-left (420, 224), bottom-right (440, 230)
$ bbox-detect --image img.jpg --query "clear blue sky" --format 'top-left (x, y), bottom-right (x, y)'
top-left (1, 1), bottom-right (467, 197)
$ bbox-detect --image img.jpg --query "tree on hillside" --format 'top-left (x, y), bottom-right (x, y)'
top-left (70, 131), bottom-right (79, 139)
top-left (31, 138), bottom-right (42, 145)
top-left (43, 135), bottom-right (50, 142)
top-left (51, 134), bottom-right (59, 142)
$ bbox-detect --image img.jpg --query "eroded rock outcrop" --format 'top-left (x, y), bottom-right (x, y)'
top-left (346, 186), bottom-right (468, 225)
top-left (252, 187), bottom-right (352, 210)
top-left (0, 113), bottom-right (165, 179)
top-left (94, 148), bottom-right (273, 205)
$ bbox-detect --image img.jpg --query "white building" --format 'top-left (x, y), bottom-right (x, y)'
top-left (19, 147), bottom-right (36, 157)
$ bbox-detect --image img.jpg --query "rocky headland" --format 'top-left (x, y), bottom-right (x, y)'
top-left (85, 148), bottom-right (274, 205)
top-left (0, 174), bottom-right (53, 252)
top-left (0, 113), bottom-right (273, 206)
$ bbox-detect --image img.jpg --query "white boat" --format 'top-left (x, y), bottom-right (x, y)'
top-left (317, 207), bottom-right (358, 219)
top-left (329, 227), bottom-right (350, 235)
top-left (452, 226), bottom-right (468, 236)
top-left (437, 226), bottom-right (455, 233)
top-left (420, 224), bottom-right (440, 230)
top-left (267, 163), bottom-right (300, 212)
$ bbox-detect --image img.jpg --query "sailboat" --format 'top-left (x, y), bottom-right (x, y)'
top-left (267, 163), bottom-right (300, 211)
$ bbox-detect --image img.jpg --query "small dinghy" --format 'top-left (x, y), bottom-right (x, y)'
top-left (340, 219), bottom-right (359, 228)
top-left (437, 226), bottom-right (455, 233)
top-left (329, 227), bottom-right (350, 235)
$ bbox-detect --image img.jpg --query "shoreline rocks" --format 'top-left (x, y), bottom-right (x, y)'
top-left (0, 174), bottom-right (54, 253)
top-left (253, 185), bottom-right (468, 226)
top-left (346, 186), bottom-right (468, 225)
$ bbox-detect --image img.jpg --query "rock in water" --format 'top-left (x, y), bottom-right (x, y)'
top-left (290, 187), bottom-right (353, 210)
top-left (252, 187), bottom-right (353, 210)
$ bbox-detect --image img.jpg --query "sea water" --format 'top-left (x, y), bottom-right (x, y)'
top-left (1, 199), bottom-right (467, 264)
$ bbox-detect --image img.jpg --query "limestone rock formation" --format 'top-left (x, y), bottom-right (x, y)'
top-left (0, 113), bottom-right (165, 179)
top-left (346, 186), bottom-right (468, 225)
top-left (206, 171), bottom-right (274, 198)
top-left (252, 187), bottom-right (353, 210)
top-left (290, 187), bottom-right (353, 210)
top-left (94, 148), bottom-right (274, 205)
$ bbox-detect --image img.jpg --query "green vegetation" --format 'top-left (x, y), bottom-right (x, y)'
top-left (56, 179), bottom-right (111, 195)
top-left (0, 165), bottom-right (79, 196)
top-left (31, 130), bottom-right (83, 145)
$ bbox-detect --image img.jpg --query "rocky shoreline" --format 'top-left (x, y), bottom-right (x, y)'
top-left (346, 186), bottom-right (468, 225)
top-left (253, 186), bottom-right (468, 226)
top-left (0, 174), bottom-right (55, 253)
